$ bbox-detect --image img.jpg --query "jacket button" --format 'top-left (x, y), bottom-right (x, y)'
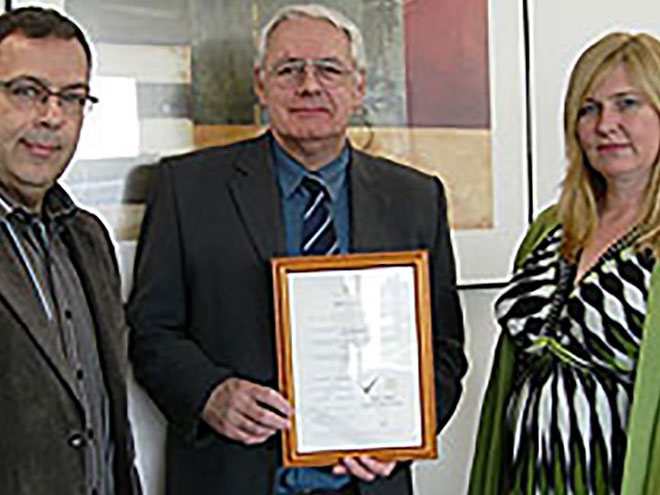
top-left (68, 433), bottom-right (85, 448)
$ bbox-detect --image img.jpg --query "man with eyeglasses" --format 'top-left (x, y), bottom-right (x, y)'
top-left (0, 7), bottom-right (141, 495)
top-left (129, 4), bottom-right (467, 495)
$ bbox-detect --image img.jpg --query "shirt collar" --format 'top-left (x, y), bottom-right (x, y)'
top-left (0, 183), bottom-right (77, 225)
top-left (271, 138), bottom-right (350, 201)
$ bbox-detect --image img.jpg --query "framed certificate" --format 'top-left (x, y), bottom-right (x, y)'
top-left (271, 250), bottom-right (437, 467)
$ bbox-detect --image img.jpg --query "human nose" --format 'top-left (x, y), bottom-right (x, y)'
top-left (296, 63), bottom-right (323, 93)
top-left (595, 104), bottom-right (622, 136)
top-left (35, 94), bottom-right (65, 127)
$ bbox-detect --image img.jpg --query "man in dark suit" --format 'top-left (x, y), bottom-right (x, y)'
top-left (128, 4), bottom-right (467, 495)
top-left (0, 7), bottom-right (140, 495)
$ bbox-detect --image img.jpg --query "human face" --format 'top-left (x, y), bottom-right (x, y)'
top-left (254, 17), bottom-right (365, 158)
top-left (577, 64), bottom-right (660, 189)
top-left (0, 34), bottom-right (89, 211)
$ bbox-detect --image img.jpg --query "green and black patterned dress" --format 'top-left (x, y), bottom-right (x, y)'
top-left (495, 225), bottom-right (656, 494)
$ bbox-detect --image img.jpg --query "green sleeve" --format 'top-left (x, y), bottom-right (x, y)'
top-left (514, 205), bottom-right (558, 269)
top-left (621, 261), bottom-right (660, 495)
top-left (467, 333), bottom-right (516, 494)
top-left (467, 206), bottom-right (558, 494)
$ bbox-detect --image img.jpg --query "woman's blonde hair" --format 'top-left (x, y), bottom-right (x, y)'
top-left (558, 32), bottom-right (660, 261)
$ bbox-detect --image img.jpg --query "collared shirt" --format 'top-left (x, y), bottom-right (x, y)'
top-left (271, 138), bottom-right (352, 493)
top-left (272, 138), bottom-right (350, 256)
top-left (0, 186), bottom-right (114, 495)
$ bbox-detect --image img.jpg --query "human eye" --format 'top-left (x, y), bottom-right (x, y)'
top-left (577, 100), bottom-right (599, 119)
top-left (614, 94), bottom-right (642, 112)
top-left (59, 91), bottom-right (87, 108)
top-left (275, 64), bottom-right (295, 76)
top-left (9, 81), bottom-right (43, 100)
top-left (274, 61), bottom-right (302, 78)
top-left (318, 63), bottom-right (343, 76)
top-left (314, 61), bottom-right (349, 85)
top-left (318, 59), bottom-right (346, 76)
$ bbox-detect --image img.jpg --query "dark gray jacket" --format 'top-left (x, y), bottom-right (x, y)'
top-left (128, 133), bottom-right (467, 495)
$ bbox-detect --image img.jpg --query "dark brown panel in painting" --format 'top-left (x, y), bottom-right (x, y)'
top-left (403, 0), bottom-right (490, 128)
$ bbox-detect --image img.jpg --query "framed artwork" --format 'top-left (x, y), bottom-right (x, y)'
top-left (271, 251), bottom-right (437, 466)
top-left (20, 0), bottom-right (530, 286)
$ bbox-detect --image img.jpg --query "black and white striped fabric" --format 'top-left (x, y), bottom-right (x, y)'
top-left (495, 225), bottom-right (655, 494)
top-left (300, 176), bottom-right (338, 255)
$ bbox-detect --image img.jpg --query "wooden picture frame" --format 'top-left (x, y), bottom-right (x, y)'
top-left (271, 250), bottom-right (437, 467)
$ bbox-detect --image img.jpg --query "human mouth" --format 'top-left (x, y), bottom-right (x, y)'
top-left (290, 107), bottom-right (330, 116)
top-left (596, 142), bottom-right (632, 153)
top-left (21, 139), bottom-right (61, 158)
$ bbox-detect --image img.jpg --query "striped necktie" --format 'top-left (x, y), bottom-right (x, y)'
top-left (300, 175), bottom-right (338, 255)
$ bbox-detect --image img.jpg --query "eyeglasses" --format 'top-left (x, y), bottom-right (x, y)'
top-left (266, 58), bottom-right (355, 88)
top-left (0, 76), bottom-right (98, 116)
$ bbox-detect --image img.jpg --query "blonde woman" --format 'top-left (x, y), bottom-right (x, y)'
top-left (469, 32), bottom-right (660, 495)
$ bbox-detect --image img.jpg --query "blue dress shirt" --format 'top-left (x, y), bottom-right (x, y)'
top-left (271, 138), bottom-right (352, 493)
top-left (272, 139), bottom-right (350, 256)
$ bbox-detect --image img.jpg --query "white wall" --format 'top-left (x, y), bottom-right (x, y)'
top-left (411, 289), bottom-right (500, 495)
top-left (529, 0), bottom-right (660, 212)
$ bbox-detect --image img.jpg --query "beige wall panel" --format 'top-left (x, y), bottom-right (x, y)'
top-left (95, 44), bottom-right (191, 84)
top-left (194, 125), bottom-right (492, 231)
top-left (140, 118), bottom-right (194, 155)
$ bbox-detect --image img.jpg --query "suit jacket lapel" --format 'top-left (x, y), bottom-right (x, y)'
top-left (227, 134), bottom-right (284, 260)
top-left (227, 136), bottom-right (390, 257)
top-left (0, 226), bottom-right (79, 398)
top-left (350, 150), bottom-right (391, 252)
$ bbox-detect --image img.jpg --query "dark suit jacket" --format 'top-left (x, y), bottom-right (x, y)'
top-left (128, 133), bottom-right (467, 495)
top-left (0, 185), bottom-right (140, 495)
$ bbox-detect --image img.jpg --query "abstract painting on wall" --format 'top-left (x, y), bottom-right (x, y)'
top-left (53, 0), bottom-right (522, 284)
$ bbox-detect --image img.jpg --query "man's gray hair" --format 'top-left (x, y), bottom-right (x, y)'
top-left (256, 4), bottom-right (367, 72)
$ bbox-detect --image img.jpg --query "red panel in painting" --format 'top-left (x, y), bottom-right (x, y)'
top-left (403, 0), bottom-right (490, 128)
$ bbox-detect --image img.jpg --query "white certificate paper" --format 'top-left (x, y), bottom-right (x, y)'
top-left (287, 266), bottom-right (422, 453)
